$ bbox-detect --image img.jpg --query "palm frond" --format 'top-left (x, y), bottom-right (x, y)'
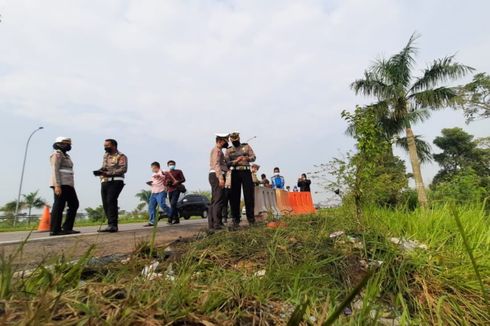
top-left (395, 135), bottom-right (433, 163)
top-left (384, 32), bottom-right (420, 88)
top-left (410, 56), bottom-right (474, 93)
top-left (350, 71), bottom-right (394, 99)
top-left (409, 86), bottom-right (459, 109)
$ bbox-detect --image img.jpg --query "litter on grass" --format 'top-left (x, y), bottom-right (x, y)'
top-left (389, 237), bottom-right (428, 251)
top-left (141, 261), bottom-right (162, 280)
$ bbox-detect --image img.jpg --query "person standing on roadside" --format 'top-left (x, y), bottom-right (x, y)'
top-left (95, 139), bottom-right (128, 233)
top-left (165, 160), bottom-right (186, 224)
top-left (145, 161), bottom-right (171, 227)
top-left (297, 173), bottom-right (312, 192)
top-left (49, 137), bottom-right (80, 236)
top-left (271, 167), bottom-right (285, 190)
top-left (261, 174), bottom-right (271, 188)
top-left (208, 133), bottom-right (229, 230)
top-left (225, 132), bottom-right (256, 227)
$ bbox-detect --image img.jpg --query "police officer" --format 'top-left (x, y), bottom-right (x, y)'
top-left (49, 137), bottom-right (80, 236)
top-left (225, 132), bottom-right (256, 226)
top-left (208, 133), bottom-right (229, 230)
top-left (95, 139), bottom-right (128, 233)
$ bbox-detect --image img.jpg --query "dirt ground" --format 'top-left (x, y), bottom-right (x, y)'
top-left (0, 222), bottom-right (208, 271)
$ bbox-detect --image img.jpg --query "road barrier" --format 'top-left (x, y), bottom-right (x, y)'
top-left (287, 192), bottom-right (316, 215)
top-left (37, 205), bottom-right (51, 232)
top-left (254, 187), bottom-right (280, 217)
top-left (275, 190), bottom-right (293, 215)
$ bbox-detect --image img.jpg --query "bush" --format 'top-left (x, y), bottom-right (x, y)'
top-left (431, 168), bottom-right (487, 204)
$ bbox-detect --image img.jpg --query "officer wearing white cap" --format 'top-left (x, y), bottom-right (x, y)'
top-left (49, 136), bottom-right (80, 236)
top-left (94, 139), bottom-right (128, 233)
top-left (225, 132), bottom-right (256, 226)
top-left (208, 133), bottom-right (229, 230)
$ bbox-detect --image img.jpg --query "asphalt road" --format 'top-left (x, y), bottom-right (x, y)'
top-left (0, 219), bottom-right (206, 245)
top-left (0, 219), bottom-right (209, 270)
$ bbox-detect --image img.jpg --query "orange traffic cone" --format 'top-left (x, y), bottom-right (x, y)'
top-left (37, 205), bottom-right (51, 232)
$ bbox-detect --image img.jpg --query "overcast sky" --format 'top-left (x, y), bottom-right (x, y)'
top-left (0, 0), bottom-right (488, 212)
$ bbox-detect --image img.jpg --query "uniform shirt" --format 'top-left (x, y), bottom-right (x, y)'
top-left (50, 150), bottom-right (75, 187)
top-left (165, 169), bottom-right (185, 192)
top-left (150, 171), bottom-right (168, 194)
top-left (209, 145), bottom-right (228, 180)
top-left (225, 143), bottom-right (256, 167)
top-left (101, 151), bottom-right (128, 180)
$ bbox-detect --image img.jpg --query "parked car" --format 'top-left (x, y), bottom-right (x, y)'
top-left (176, 194), bottom-right (210, 220)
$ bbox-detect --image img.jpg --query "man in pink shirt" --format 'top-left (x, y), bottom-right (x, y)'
top-left (145, 162), bottom-right (171, 227)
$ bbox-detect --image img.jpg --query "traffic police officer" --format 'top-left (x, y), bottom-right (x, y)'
top-left (225, 132), bottom-right (256, 226)
top-left (95, 139), bottom-right (128, 233)
top-left (49, 137), bottom-right (80, 236)
top-left (208, 133), bottom-right (229, 230)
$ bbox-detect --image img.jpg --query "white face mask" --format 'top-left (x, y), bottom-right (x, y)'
top-left (274, 172), bottom-right (280, 176)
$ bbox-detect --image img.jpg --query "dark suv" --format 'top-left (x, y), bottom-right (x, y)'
top-left (176, 194), bottom-right (210, 220)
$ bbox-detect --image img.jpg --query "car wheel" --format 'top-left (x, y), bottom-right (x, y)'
top-left (183, 215), bottom-right (191, 220)
top-left (201, 210), bottom-right (208, 219)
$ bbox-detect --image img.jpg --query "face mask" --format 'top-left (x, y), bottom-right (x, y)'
top-left (64, 144), bottom-right (72, 152)
top-left (222, 142), bottom-right (229, 149)
top-left (274, 172), bottom-right (280, 176)
top-left (232, 140), bottom-right (240, 147)
top-left (104, 147), bottom-right (112, 153)
top-left (169, 165), bottom-right (176, 170)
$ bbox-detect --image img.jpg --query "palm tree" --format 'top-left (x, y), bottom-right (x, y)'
top-left (22, 191), bottom-right (46, 219)
top-left (351, 33), bottom-right (473, 207)
top-left (135, 190), bottom-right (152, 211)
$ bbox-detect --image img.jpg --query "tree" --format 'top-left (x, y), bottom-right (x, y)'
top-left (22, 191), bottom-right (46, 219)
top-left (457, 73), bottom-right (490, 123)
top-left (0, 200), bottom-right (24, 224)
top-left (85, 206), bottom-right (105, 222)
top-left (351, 33), bottom-right (473, 207)
top-left (431, 128), bottom-right (490, 188)
top-left (135, 189), bottom-right (151, 211)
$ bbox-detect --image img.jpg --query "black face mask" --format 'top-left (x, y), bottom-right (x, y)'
top-left (64, 144), bottom-right (72, 152)
top-left (104, 147), bottom-right (113, 153)
top-left (53, 143), bottom-right (71, 153)
top-left (222, 142), bottom-right (229, 149)
top-left (232, 140), bottom-right (240, 147)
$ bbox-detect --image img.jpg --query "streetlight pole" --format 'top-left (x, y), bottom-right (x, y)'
top-left (14, 126), bottom-right (44, 226)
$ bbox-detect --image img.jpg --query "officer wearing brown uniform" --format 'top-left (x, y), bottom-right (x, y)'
top-left (95, 139), bottom-right (128, 233)
top-left (208, 133), bottom-right (229, 230)
top-left (225, 132), bottom-right (256, 226)
top-left (49, 137), bottom-right (80, 236)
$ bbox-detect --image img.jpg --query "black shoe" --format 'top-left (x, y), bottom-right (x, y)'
top-left (50, 230), bottom-right (68, 236)
top-left (143, 223), bottom-right (154, 227)
top-left (214, 225), bottom-right (224, 230)
top-left (98, 227), bottom-right (118, 233)
top-left (171, 220), bottom-right (180, 225)
top-left (64, 230), bottom-right (81, 234)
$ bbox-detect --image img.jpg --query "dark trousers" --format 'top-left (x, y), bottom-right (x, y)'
top-left (168, 190), bottom-right (181, 222)
top-left (101, 180), bottom-right (124, 227)
top-left (230, 170), bottom-right (255, 224)
top-left (221, 188), bottom-right (230, 224)
top-left (208, 173), bottom-right (225, 229)
top-left (50, 185), bottom-right (79, 233)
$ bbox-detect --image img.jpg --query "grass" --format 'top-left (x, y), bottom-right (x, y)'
top-left (0, 204), bottom-right (489, 325)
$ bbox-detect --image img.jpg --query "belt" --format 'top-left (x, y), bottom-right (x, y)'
top-left (209, 170), bottom-right (226, 175)
top-left (101, 176), bottom-right (125, 183)
top-left (59, 169), bottom-right (74, 174)
top-left (230, 166), bottom-right (250, 171)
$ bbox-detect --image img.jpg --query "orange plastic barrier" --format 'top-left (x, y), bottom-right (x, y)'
top-left (275, 190), bottom-right (293, 215)
top-left (37, 205), bottom-right (51, 232)
top-left (287, 192), bottom-right (316, 215)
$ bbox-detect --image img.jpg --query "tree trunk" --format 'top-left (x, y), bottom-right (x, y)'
top-left (405, 126), bottom-right (428, 208)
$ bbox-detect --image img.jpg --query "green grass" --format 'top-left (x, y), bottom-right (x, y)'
top-left (1, 205), bottom-right (489, 325)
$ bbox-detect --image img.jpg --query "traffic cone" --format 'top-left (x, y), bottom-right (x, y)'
top-left (37, 205), bottom-right (51, 232)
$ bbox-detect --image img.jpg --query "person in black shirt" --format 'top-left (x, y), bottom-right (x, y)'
top-left (297, 173), bottom-right (311, 192)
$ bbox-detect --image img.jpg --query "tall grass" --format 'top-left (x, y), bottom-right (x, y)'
top-left (1, 204), bottom-right (488, 325)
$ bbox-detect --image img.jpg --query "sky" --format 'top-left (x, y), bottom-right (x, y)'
top-left (0, 0), bottom-right (488, 212)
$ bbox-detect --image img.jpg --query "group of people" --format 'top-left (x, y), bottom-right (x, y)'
top-left (48, 133), bottom-right (311, 236)
top-left (207, 132), bottom-right (312, 231)
top-left (49, 137), bottom-right (186, 236)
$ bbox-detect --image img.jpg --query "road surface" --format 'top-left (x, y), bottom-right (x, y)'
top-left (0, 219), bottom-right (208, 270)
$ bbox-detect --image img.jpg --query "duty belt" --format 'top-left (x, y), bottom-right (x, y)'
top-left (59, 169), bottom-right (74, 174)
top-left (101, 176), bottom-right (125, 183)
top-left (230, 166), bottom-right (250, 171)
top-left (209, 170), bottom-right (226, 174)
